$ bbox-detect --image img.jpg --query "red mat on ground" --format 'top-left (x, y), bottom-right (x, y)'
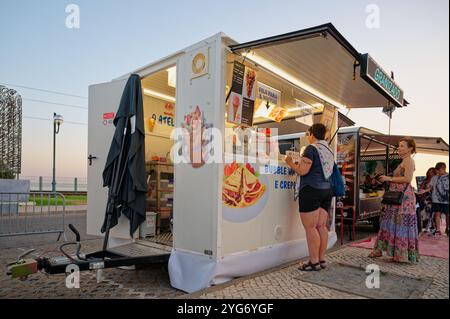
top-left (350, 232), bottom-right (449, 260)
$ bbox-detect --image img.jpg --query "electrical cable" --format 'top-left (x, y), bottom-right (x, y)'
top-left (0, 82), bottom-right (87, 99)
top-left (37, 250), bottom-right (63, 258)
top-left (23, 115), bottom-right (87, 125)
top-left (23, 98), bottom-right (87, 110)
top-left (59, 242), bottom-right (78, 262)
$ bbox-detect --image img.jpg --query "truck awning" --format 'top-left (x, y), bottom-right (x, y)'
top-left (368, 134), bottom-right (449, 156)
top-left (230, 23), bottom-right (408, 109)
top-left (340, 127), bottom-right (449, 156)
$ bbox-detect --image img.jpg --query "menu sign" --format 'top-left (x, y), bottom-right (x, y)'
top-left (294, 99), bottom-right (314, 126)
top-left (320, 104), bottom-right (335, 141)
top-left (337, 133), bottom-right (357, 207)
top-left (228, 61), bottom-right (257, 127)
top-left (257, 82), bottom-right (280, 107)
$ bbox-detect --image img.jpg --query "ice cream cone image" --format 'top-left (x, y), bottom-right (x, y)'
top-left (245, 70), bottom-right (256, 98)
top-left (181, 105), bottom-right (211, 169)
top-left (232, 94), bottom-right (240, 121)
top-left (148, 118), bottom-right (156, 132)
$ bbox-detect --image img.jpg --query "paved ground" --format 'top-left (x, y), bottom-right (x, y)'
top-left (0, 212), bottom-right (448, 299)
top-left (0, 238), bottom-right (183, 299)
top-left (188, 246), bottom-right (449, 299)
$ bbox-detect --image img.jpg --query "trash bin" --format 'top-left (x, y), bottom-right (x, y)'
top-left (139, 212), bottom-right (157, 239)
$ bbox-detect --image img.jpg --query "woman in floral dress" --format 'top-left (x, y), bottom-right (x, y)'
top-left (369, 138), bottom-right (419, 263)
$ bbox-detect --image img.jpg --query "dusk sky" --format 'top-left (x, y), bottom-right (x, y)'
top-left (0, 0), bottom-right (448, 181)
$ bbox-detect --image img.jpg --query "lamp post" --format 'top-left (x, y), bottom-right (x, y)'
top-left (52, 113), bottom-right (63, 193)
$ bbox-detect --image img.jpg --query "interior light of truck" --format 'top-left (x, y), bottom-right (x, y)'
top-left (143, 88), bottom-right (176, 103)
top-left (167, 66), bottom-right (177, 88)
top-left (244, 51), bottom-right (344, 109)
top-left (295, 115), bottom-right (314, 126)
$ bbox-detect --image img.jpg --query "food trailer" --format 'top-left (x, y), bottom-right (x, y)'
top-left (277, 127), bottom-right (449, 239)
top-left (12, 23), bottom-right (406, 293)
top-left (87, 23), bottom-right (413, 292)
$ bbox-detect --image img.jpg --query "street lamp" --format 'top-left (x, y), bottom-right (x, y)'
top-left (52, 113), bottom-right (63, 193)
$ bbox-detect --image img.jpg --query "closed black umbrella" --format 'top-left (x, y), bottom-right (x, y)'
top-left (101, 74), bottom-right (147, 249)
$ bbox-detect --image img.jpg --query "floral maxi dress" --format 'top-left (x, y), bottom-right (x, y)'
top-left (373, 169), bottom-right (420, 262)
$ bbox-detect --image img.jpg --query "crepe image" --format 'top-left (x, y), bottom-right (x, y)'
top-left (268, 106), bottom-right (286, 123)
top-left (242, 167), bottom-right (265, 205)
top-left (222, 163), bottom-right (266, 208)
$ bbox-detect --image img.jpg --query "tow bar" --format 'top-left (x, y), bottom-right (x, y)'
top-left (7, 224), bottom-right (170, 280)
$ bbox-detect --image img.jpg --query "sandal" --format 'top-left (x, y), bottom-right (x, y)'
top-left (319, 260), bottom-right (327, 269)
top-left (368, 251), bottom-right (382, 258)
top-left (298, 261), bottom-right (321, 271)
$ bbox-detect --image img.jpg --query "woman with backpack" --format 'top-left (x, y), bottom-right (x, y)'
top-left (430, 162), bottom-right (449, 236)
top-left (285, 123), bottom-right (336, 271)
top-left (417, 167), bottom-right (437, 233)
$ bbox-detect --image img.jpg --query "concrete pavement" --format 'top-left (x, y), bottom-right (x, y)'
top-left (0, 213), bottom-right (448, 299)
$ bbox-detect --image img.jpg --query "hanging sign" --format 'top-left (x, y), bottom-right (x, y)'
top-left (360, 53), bottom-right (404, 107)
top-left (320, 104), bottom-right (335, 140)
top-left (257, 82), bottom-right (280, 107)
top-left (267, 106), bottom-right (287, 123)
top-left (227, 61), bottom-right (257, 127)
top-left (294, 99), bottom-right (314, 126)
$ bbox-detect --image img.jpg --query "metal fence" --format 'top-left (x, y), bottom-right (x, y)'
top-left (0, 192), bottom-right (66, 240)
top-left (19, 176), bottom-right (87, 192)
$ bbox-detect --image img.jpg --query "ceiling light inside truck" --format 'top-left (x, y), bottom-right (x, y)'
top-left (143, 88), bottom-right (176, 103)
top-left (167, 66), bottom-right (177, 88)
top-left (244, 51), bottom-right (344, 109)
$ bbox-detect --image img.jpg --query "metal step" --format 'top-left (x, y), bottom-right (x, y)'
top-left (141, 232), bottom-right (173, 246)
top-left (108, 242), bottom-right (170, 258)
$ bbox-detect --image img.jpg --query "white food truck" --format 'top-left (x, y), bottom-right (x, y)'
top-left (85, 23), bottom-right (408, 293)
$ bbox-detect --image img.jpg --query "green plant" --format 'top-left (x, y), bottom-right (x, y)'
top-left (0, 163), bottom-right (16, 179)
top-left (32, 195), bottom-right (87, 206)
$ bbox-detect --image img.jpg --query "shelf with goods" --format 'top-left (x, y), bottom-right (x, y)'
top-left (146, 161), bottom-right (174, 233)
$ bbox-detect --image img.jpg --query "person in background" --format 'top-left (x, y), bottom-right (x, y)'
top-left (430, 162), bottom-right (449, 236)
top-left (369, 137), bottom-right (419, 263)
top-left (417, 167), bottom-right (437, 233)
top-left (285, 124), bottom-right (334, 271)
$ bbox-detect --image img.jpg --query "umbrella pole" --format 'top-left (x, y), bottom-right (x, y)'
top-left (103, 155), bottom-right (131, 251)
top-left (102, 119), bottom-right (130, 251)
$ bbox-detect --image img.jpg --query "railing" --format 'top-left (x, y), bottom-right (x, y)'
top-left (18, 176), bottom-right (87, 192)
top-left (0, 192), bottom-right (66, 240)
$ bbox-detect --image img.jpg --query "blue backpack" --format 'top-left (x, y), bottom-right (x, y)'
top-left (312, 142), bottom-right (346, 197)
top-left (330, 163), bottom-right (345, 197)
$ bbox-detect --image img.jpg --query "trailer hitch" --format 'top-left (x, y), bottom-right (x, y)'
top-left (6, 249), bottom-right (40, 280)
top-left (6, 224), bottom-right (83, 280)
top-left (6, 224), bottom-right (171, 280)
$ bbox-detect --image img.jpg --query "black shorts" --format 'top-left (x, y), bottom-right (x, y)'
top-left (299, 186), bottom-right (333, 213)
top-left (431, 203), bottom-right (449, 215)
